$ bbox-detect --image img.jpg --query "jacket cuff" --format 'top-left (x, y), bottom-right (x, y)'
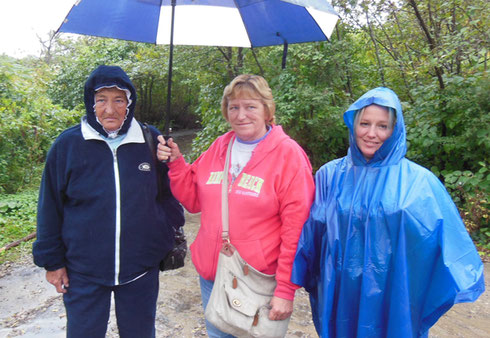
top-left (273, 280), bottom-right (298, 301)
top-left (168, 156), bottom-right (186, 171)
top-left (32, 241), bottom-right (66, 272)
top-left (45, 263), bottom-right (66, 272)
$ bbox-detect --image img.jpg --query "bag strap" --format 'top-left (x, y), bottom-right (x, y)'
top-left (221, 137), bottom-right (234, 241)
top-left (140, 122), bottom-right (163, 199)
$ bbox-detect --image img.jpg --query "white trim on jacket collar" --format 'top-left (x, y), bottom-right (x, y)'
top-left (81, 116), bottom-right (145, 144)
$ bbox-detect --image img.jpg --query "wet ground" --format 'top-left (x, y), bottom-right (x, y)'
top-left (0, 211), bottom-right (316, 337)
top-left (0, 210), bottom-right (488, 337)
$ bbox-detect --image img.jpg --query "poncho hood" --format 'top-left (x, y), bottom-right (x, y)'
top-left (84, 65), bottom-right (137, 137)
top-left (344, 87), bottom-right (406, 166)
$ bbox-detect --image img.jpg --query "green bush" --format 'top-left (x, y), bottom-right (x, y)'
top-left (0, 190), bottom-right (38, 264)
top-left (0, 56), bottom-right (82, 193)
top-left (406, 74), bottom-right (490, 175)
top-left (274, 71), bottom-right (348, 170)
top-left (441, 165), bottom-right (490, 257)
top-left (189, 80), bottom-right (230, 162)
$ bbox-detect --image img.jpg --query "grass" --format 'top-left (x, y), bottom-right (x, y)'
top-left (0, 189), bottom-right (38, 265)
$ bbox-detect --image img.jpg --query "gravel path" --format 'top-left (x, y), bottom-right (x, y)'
top-left (0, 211), bottom-right (488, 337)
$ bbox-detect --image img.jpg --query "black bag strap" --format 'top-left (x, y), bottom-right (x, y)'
top-left (140, 122), bottom-right (163, 199)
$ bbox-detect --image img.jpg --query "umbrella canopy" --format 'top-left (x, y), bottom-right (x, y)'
top-left (58, 0), bottom-right (339, 134)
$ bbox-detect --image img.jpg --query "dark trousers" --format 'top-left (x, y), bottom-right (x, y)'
top-left (63, 267), bottom-right (159, 338)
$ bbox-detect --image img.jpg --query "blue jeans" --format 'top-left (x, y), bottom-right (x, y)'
top-left (199, 276), bottom-right (236, 338)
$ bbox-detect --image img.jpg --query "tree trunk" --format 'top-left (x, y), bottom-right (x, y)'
top-left (335, 26), bottom-right (353, 97)
top-left (148, 76), bottom-right (154, 120)
top-left (407, 0), bottom-right (445, 90)
top-left (365, 10), bottom-right (386, 86)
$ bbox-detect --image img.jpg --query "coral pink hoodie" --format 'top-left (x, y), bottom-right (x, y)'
top-left (168, 126), bottom-right (314, 300)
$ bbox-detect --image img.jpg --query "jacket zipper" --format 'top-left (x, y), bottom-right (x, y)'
top-left (112, 147), bottom-right (122, 285)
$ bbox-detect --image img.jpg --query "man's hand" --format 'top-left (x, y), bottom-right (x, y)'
top-left (46, 267), bottom-right (69, 294)
top-left (157, 135), bottom-right (182, 162)
top-left (268, 296), bottom-right (293, 321)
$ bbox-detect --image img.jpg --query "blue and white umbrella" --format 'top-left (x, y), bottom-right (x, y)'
top-left (58, 0), bottom-right (339, 133)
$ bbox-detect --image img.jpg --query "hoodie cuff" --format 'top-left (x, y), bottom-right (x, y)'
top-left (273, 280), bottom-right (299, 301)
top-left (167, 155), bottom-right (186, 172)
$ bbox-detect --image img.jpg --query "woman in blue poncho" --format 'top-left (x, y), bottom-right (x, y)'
top-left (292, 87), bottom-right (485, 337)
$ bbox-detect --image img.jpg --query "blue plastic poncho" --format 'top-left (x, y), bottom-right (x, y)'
top-left (292, 87), bottom-right (485, 337)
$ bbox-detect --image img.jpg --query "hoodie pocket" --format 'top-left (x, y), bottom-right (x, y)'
top-left (190, 228), bottom-right (220, 280)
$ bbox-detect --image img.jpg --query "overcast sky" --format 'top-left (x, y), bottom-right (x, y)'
top-left (0, 0), bottom-right (75, 58)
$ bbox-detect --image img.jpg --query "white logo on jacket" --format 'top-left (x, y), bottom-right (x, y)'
top-left (138, 162), bottom-right (151, 172)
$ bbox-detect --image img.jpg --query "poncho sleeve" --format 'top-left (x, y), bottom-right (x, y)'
top-left (398, 166), bottom-right (485, 332)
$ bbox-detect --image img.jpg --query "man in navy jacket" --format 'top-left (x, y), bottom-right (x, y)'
top-left (33, 65), bottom-right (184, 337)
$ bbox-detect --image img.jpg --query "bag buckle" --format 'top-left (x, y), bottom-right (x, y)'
top-left (221, 240), bottom-right (235, 256)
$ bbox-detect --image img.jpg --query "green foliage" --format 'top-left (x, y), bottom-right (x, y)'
top-left (442, 167), bottom-right (490, 256)
top-left (0, 56), bottom-right (82, 193)
top-left (274, 71), bottom-right (348, 170)
top-left (0, 190), bottom-right (38, 264)
top-left (189, 81), bottom-right (230, 161)
top-left (47, 37), bottom-right (140, 110)
top-left (405, 74), bottom-right (490, 174)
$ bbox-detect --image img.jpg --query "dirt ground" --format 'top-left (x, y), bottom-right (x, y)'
top-left (0, 130), bottom-right (488, 337)
top-left (0, 210), bottom-right (488, 337)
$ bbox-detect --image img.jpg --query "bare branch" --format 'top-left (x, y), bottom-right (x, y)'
top-left (0, 232), bottom-right (36, 253)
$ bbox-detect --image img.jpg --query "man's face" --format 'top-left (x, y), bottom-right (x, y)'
top-left (94, 87), bottom-right (128, 132)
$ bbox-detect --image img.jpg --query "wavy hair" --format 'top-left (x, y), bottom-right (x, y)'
top-left (221, 74), bottom-right (276, 125)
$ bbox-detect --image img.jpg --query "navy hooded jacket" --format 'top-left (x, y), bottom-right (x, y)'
top-left (33, 65), bottom-right (185, 285)
top-left (292, 87), bottom-right (484, 337)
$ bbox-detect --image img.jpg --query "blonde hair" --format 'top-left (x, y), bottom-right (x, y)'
top-left (354, 104), bottom-right (396, 130)
top-left (221, 74), bottom-right (276, 125)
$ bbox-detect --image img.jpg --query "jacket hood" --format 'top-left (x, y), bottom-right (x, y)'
top-left (343, 87), bottom-right (406, 166)
top-left (84, 65), bottom-right (137, 138)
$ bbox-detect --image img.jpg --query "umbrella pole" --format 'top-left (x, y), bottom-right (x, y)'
top-left (164, 0), bottom-right (176, 137)
top-left (276, 32), bottom-right (288, 69)
top-left (281, 41), bottom-right (288, 69)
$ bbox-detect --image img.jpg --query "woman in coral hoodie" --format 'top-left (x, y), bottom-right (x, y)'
top-left (157, 74), bottom-right (315, 337)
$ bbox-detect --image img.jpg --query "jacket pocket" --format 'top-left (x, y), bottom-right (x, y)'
top-left (190, 228), bottom-right (220, 280)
